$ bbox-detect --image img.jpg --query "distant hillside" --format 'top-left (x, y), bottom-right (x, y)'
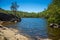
top-left (0, 8), bottom-right (40, 18)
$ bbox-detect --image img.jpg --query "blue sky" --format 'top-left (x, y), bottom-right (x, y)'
top-left (0, 0), bottom-right (52, 12)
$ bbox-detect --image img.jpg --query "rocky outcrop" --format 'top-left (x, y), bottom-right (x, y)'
top-left (0, 25), bottom-right (32, 40)
top-left (49, 23), bottom-right (60, 28)
top-left (0, 13), bottom-right (21, 22)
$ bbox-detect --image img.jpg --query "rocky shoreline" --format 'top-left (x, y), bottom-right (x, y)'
top-left (0, 13), bottom-right (32, 40)
top-left (0, 25), bottom-right (52, 40)
top-left (0, 25), bottom-right (32, 40)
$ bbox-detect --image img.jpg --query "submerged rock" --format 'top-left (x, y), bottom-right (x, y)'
top-left (0, 13), bottom-right (21, 22)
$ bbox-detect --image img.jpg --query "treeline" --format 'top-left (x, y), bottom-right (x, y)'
top-left (39, 0), bottom-right (60, 24)
top-left (0, 8), bottom-right (41, 18)
top-left (0, 1), bottom-right (46, 18)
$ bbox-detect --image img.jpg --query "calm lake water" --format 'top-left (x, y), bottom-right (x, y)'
top-left (16, 18), bottom-right (48, 38)
top-left (4, 18), bottom-right (48, 38)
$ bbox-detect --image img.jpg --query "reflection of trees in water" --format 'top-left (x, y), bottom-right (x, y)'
top-left (48, 27), bottom-right (60, 40)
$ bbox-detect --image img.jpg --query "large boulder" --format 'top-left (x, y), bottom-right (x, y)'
top-left (0, 13), bottom-right (21, 22)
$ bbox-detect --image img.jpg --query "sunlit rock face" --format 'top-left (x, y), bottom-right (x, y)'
top-left (0, 26), bottom-right (32, 40)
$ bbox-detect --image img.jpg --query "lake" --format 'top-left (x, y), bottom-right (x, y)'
top-left (3, 18), bottom-right (48, 38)
top-left (16, 18), bottom-right (48, 38)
